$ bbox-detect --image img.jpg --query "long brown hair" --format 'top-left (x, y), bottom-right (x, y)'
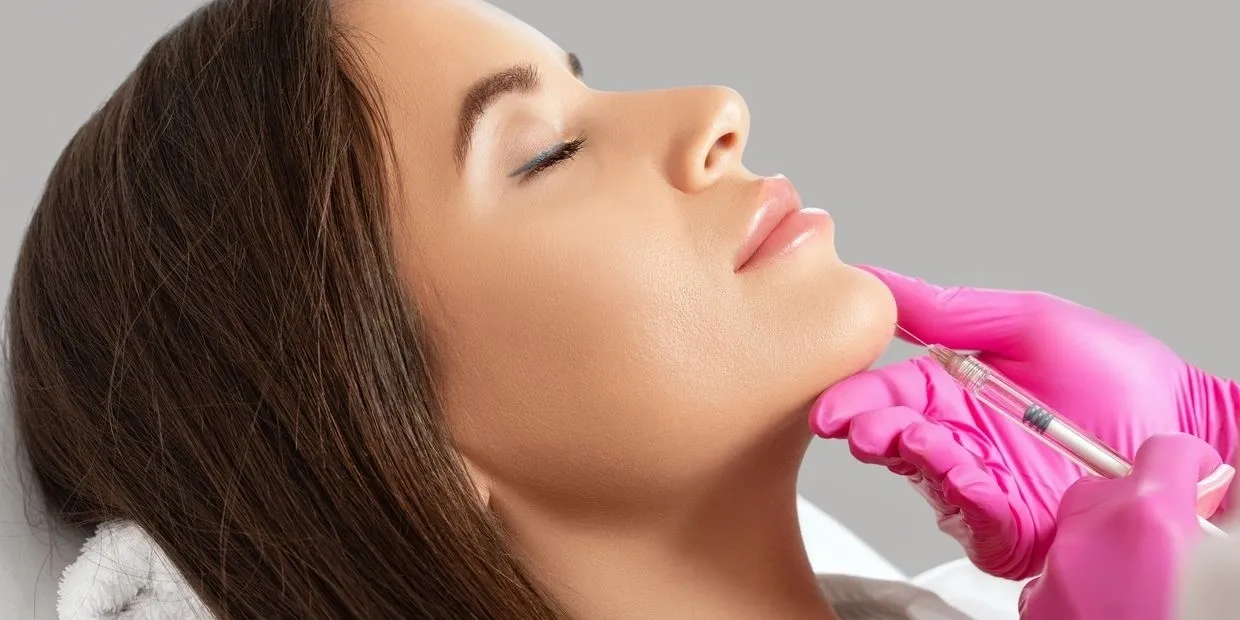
top-left (8, 1), bottom-right (561, 617)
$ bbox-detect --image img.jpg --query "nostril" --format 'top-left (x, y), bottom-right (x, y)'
top-left (704, 131), bottom-right (739, 170)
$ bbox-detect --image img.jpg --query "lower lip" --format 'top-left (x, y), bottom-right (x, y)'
top-left (739, 208), bottom-right (832, 271)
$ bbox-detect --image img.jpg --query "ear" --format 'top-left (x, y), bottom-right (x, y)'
top-left (460, 455), bottom-right (493, 507)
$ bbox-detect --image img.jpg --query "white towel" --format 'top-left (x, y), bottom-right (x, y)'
top-left (56, 497), bottom-right (896, 619)
top-left (56, 522), bottom-right (210, 620)
top-left (56, 502), bottom-right (1007, 619)
top-left (57, 522), bottom-right (969, 620)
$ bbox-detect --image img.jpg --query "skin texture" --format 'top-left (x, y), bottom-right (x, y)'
top-left (337, 0), bottom-right (896, 618)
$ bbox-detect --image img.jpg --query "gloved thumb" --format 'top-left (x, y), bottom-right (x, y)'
top-left (1131, 433), bottom-right (1222, 488)
top-left (858, 265), bottom-right (1046, 356)
top-left (1052, 434), bottom-right (1221, 526)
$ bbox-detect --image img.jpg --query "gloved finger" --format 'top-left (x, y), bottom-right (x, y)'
top-left (897, 422), bottom-right (986, 484)
top-left (941, 464), bottom-right (1011, 536)
top-left (1055, 475), bottom-right (1116, 520)
top-left (811, 358), bottom-right (937, 438)
top-left (902, 460), bottom-right (955, 516)
top-left (1132, 433), bottom-right (1223, 502)
top-left (898, 423), bottom-right (1006, 525)
top-left (925, 469), bottom-right (1024, 580)
top-left (896, 422), bottom-right (974, 514)
top-left (1017, 577), bottom-right (1040, 617)
top-left (1223, 450), bottom-right (1240, 514)
top-left (943, 464), bottom-right (1027, 577)
top-left (911, 463), bottom-right (1003, 533)
top-left (842, 407), bottom-right (926, 468)
top-left (856, 265), bottom-right (1046, 357)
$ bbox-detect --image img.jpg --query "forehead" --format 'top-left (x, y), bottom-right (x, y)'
top-left (335, 0), bottom-right (566, 192)
top-left (338, 0), bottom-right (561, 61)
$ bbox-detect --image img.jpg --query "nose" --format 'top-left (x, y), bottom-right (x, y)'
top-left (664, 87), bottom-right (751, 194)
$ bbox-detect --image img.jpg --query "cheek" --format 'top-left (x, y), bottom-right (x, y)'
top-left (422, 218), bottom-right (733, 499)
top-left (406, 199), bottom-right (896, 502)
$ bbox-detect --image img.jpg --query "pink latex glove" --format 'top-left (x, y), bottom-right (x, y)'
top-left (1018, 433), bottom-right (1218, 620)
top-left (810, 266), bottom-right (1239, 579)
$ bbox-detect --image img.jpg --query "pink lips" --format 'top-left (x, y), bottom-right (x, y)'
top-left (733, 176), bottom-right (832, 272)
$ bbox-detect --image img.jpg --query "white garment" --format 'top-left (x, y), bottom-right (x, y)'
top-left (54, 497), bottom-right (1019, 619)
top-left (797, 497), bottom-right (1025, 620)
top-left (817, 573), bottom-right (974, 620)
top-left (909, 559), bottom-right (1025, 620)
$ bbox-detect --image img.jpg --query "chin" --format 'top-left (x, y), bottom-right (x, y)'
top-left (848, 264), bottom-right (898, 362)
top-left (801, 264), bottom-right (897, 389)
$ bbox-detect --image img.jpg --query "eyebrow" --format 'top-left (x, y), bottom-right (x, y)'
top-left (453, 52), bottom-right (585, 171)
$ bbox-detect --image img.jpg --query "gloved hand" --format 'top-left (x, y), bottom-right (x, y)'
top-left (810, 266), bottom-right (1239, 579)
top-left (1018, 433), bottom-right (1216, 620)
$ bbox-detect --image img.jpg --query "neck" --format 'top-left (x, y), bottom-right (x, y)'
top-left (498, 422), bottom-right (837, 620)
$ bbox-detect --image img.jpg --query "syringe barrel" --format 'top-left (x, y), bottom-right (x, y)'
top-left (934, 347), bottom-right (1133, 479)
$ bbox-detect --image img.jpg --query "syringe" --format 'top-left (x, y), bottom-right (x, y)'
top-left (922, 341), bottom-right (1233, 538)
top-left (926, 344), bottom-right (1132, 479)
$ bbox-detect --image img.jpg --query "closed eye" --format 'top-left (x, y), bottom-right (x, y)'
top-left (509, 137), bottom-right (587, 181)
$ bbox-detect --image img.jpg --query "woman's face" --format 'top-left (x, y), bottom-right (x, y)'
top-left (339, 0), bottom-right (895, 508)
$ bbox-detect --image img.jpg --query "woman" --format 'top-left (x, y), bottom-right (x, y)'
top-left (10, 0), bottom-right (902, 617)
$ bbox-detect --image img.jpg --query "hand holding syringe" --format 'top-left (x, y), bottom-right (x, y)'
top-left (811, 267), bottom-right (1240, 578)
top-left (918, 336), bottom-right (1234, 538)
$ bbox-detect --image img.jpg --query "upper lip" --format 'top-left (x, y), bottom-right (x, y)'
top-left (733, 175), bottom-right (803, 271)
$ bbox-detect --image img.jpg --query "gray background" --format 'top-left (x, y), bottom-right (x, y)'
top-left (2, 1), bottom-right (1237, 616)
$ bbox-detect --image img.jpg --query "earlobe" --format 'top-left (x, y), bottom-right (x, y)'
top-left (461, 455), bottom-right (493, 507)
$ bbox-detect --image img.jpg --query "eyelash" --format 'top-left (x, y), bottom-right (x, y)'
top-left (513, 137), bottom-right (588, 182)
